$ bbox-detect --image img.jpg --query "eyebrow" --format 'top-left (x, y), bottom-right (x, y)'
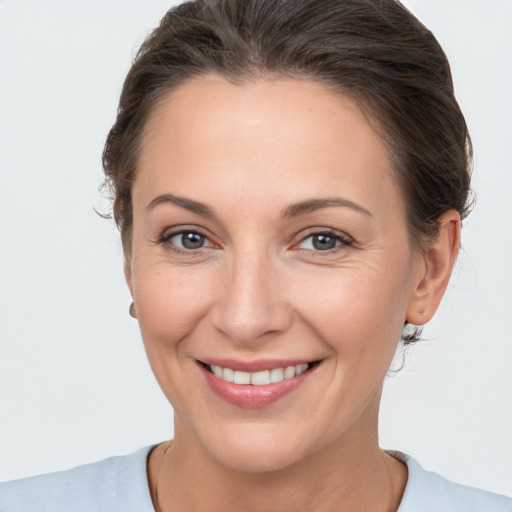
top-left (281, 198), bottom-right (373, 218)
top-left (146, 193), bottom-right (218, 219)
top-left (146, 193), bottom-right (372, 219)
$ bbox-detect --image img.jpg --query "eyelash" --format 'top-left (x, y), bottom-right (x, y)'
top-left (295, 229), bottom-right (353, 254)
top-left (155, 228), bottom-right (353, 255)
top-left (156, 228), bottom-right (214, 255)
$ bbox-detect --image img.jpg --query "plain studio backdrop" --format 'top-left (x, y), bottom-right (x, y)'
top-left (0, 0), bottom-right (511, 497)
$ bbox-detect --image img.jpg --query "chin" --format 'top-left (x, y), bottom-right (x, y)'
top-left (200, 422), bottom-right (314, 474)
top-left (211, 444), bottom-right (305, 474)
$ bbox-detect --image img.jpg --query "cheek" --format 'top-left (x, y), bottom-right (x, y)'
top-left (133, 265), bottom-right (214, 351)
top-left (291, 263), bottom-right (411, 357)
top-left (131, 265), bottom-right (217, 411)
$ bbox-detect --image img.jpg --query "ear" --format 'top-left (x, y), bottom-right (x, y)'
top-left (124, 260), bottom-right (138, 318)
top-left (124, 260), bottom-right (134, 299)
top-left (406, 210), bottom-right (461, 325)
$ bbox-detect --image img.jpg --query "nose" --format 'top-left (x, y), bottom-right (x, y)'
top-left (211, 249), bottom-right (292, 345)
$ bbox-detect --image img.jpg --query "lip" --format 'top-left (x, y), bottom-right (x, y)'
top-left (199, 358), bottom-right (314, 372)
top-left (197, 359), bottom-right (319, 408)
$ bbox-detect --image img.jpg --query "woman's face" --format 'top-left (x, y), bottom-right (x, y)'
top-left (127, 76), bottom-right (426, 472)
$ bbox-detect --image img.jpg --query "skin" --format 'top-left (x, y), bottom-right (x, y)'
top-left (125, 76), bottom-right (460, 512)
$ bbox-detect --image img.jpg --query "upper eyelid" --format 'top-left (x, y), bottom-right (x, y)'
top-left (296, 228), bottom-right (352, 243)
top-left (162, 226), bottom-right (213, 241)
top-left (163, 227), bottom-right (203, 240)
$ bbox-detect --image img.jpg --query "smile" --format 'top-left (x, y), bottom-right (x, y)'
top-left (198, 360), bottom-right (320, 408)
top-left (206, 363), bottom-right (311, 385)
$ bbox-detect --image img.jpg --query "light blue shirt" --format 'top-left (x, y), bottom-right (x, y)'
top-left (1, 446), bottom-right (511, 511)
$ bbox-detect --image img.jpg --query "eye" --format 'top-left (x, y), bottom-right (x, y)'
top-left (297, 231), bottom-right (352, 252)
top-left (165, 230), bottom-right (211, 250)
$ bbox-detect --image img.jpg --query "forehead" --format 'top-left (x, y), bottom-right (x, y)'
top-left (135, 75), bottom-right (404, 222)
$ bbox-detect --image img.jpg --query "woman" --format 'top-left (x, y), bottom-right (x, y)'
top-left (1, 0), bottom-right (511, 510)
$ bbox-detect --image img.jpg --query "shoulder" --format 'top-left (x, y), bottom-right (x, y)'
top-left (393, 451), bottom-right (512, 512)
top-left (0, 445), bottom-right (155, 512)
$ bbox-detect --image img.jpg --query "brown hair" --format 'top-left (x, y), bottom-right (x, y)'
top-left (103, 0), bottom-right (472, 303)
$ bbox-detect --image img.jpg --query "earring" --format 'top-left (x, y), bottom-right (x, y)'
top-left (129, 302), bottom-right (137, 318)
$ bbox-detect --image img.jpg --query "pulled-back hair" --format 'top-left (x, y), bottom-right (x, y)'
top-left (103, 0), bottom-right (472, 283)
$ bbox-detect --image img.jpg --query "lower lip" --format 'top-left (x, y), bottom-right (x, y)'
top-left (200, 364), bottom-right (315, 408)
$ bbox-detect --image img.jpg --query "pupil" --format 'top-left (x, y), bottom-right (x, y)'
top-left (182, 232), bottom-right (204, 249)
top-left (313, 234), bottom-right (336, 250)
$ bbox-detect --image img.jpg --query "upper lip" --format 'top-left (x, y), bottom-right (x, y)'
top-left (197, 358), bottom-right (320, 372)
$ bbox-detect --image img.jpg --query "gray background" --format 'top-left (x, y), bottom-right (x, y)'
top-left (0, 0), bottom-right (511, 496)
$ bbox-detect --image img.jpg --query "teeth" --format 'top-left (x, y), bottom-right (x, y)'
top-left (295, 363), bottom-right (308, 376)
top-left (269, 368), bottom-right (284, 383)
top-left (212, 365), bottom-right (223, 378)
top-left (233, 371), bottom-right (251, 384)
top-left (284, 366), bottom-right (296, 379)
top-left (251, 370), bottom-right (270, 385)
top-left (222, 367), bottom-right (234, 383)
top-left (207, 363), bottom-right (311, 385)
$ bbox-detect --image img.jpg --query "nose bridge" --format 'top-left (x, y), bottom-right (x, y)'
top-left (213, 242), bottom-right (289, 344)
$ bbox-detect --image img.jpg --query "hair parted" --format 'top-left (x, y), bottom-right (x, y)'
top-left (102, 0), bottom-right (473, 342)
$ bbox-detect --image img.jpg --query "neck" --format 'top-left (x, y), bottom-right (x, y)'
top-left (150, 400), bottom-right (407, 512)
